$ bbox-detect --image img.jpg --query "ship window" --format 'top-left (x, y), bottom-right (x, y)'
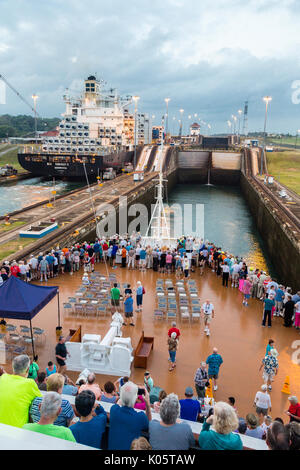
top-left (66, 117), bottom-right (71, 122)
top-left (72, 114), bottom-right (77, 119)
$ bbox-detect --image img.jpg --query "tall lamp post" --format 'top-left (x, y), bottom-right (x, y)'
top-left (261, 96), bottom-right (272, 176)
top-left (227, 120), bottom-right (232, 134)
top-left (133, 95), bottom-right (140, 169)
top-left (32, 94), bottom-right (39, 144)
top-left (295, 129), bottom-right (300, 149)
top-left (164, 98), bottom-right (170, 142)
top-left (179, 109), bottom-right (184, 137)
top-left (238, 109), bottom-right (243, 137)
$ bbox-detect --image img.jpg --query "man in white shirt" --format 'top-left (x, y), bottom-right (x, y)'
top-left (231, 262), bottom-right (240, 288)
top-left (201, 300), bottom-right (215, 336)
top-left (29, 255), bottom-right (38, 280)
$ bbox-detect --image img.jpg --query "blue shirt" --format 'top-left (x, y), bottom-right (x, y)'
top-left (70, 405), bottom-right (107, 449)
top-left (124, 296), bottom-right (133, 313)
top-left (206, 353), bottom-right (223, 376)
top-left (108, 405), bottom-right (149, 450)
top-left (93, 242), bottom-right (100, 253)
top-left (112, 245), bottom-right (118, 255)
top-left (136, 286), bottom-right (143, 296)
top-left (46, 366), bottom-right (57, 377)
top-left (275, 289), bottom-right (284, 302)
top-left (30, 396), bottom-right (74, 426)
top-left (140, 249), bottom-right (146, 260)
top-left (264, 298), bottom-right (275, 311)
top-left (179, 398), bottom-right (201, 422)
top-left (62, 384), bottom-right (78, 396)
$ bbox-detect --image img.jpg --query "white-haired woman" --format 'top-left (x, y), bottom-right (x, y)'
top-left (254, 384), bottom-right (272, 419)
top-left (149, 393), bottom-right (195, 450)
top-left (168, 332), bottom-right (178, 372)
top-left (198, 401), bottom-right (243, 450)
top-left (135, 281), bottom-right (144, 312)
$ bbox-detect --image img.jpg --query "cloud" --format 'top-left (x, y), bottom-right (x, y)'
top-left (0, 0), bottom-right (300, 133)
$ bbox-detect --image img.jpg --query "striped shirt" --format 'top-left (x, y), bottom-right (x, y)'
top-left (30, 396), bottom-right (74, 427)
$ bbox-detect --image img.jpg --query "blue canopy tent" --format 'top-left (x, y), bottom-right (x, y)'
top-left (0, 276), bottom-right (60, 357)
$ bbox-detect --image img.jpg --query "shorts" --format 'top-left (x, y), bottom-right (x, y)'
top-left (184, 269), bottom-right (189, 277)
top-left (135, 255), bottom-right (140, 261)
top-left (111, 299), bottom-right (119, 307)
top-left (244, 294), bottom-right (250, 299)
top-left (208, 374), bottom-right (218, 380)
top-left (256, 406), bottom-right (268, 416)
top-left (204, 314), bottom-right (212, 324)
top-left (139, 259), bottom-right (146, 266)
top-left (166, 263), bottom-right (172, 270)
top-left (125, 312), bottom-right (133, 318)
top-left (56, 358), bottom-right (65, 367)
top-left (263, 372), bottom-right (274, 383)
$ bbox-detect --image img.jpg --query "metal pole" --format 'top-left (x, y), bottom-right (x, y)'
top-left (134, 102), bottom-right (137, 169)
top-left (165, 101), bottom-right (169, 140)
top-left (261, 101), bottom-right (269, 176)
top-left (57, 291), bottom-right (61, 327)
top-left (29, 318), bottom-right (36, 358)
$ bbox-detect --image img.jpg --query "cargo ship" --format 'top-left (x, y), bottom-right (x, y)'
top-left (18, 76), bottom-right (136, 179)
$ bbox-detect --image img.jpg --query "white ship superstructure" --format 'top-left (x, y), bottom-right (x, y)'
top-left (42, 75), bottom-right (132, 155)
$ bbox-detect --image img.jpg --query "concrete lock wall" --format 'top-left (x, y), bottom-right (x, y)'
top-left (177, 151), bottom-right (241, 185)
top-left (240, 173), bottom-right (300, 290)
top-left (177, 151), bottom-right (210, 183)
top-left (211, 152), bottom-right (241, 185)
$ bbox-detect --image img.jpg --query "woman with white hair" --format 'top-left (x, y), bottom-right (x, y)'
top-left (254, 384), bottom-right (272, 418)
top-left (108, 381), bottom-right (151, 450)
top-left (135, 281), bottom-right (144, 312)
top-left (285, 396), bottom-right (300, 423)
top-left (149, 393), bottom-right (195, 450)
top-left (168, 331), bottom-right (178, 372)
top-left (198, 401), bottom-right (243, 450)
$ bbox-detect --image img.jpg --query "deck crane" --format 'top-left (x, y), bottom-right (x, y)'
top-left (0, 73), bottom-right (41, 117)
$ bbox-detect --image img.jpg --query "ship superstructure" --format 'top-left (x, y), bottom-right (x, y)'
top-left (18, 76), bottom-right (137, 178)
top-left (42, 75), bottom-right (133, 155)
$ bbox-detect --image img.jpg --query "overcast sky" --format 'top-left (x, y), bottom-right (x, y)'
top-left (1, 0), bottom-right (300, 134)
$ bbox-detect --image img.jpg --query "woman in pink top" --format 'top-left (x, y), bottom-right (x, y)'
top-left (242, 277), bottom-right (252, 307)
top-left (166, 253), bottom-right (173, 274)
top-left (134, 395), bottom-right (147, 410)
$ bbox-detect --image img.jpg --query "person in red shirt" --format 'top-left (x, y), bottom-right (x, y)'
top-left (168, 321), bottom-right (181, 339)
top-left (10, 261), bottom-right (20, 277)
top-left (285, 396), bottom-right (300, 423)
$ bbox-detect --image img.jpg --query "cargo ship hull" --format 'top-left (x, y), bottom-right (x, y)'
top-left (18, 150), bottom-right (134, 179)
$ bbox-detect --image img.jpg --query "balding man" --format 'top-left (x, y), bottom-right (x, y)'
top-left (201, 300), bottom-right (215, 336)
top-left (79, 373), bottom-right (101, 400)
top-left (206, 348), bottom-right (223, 391)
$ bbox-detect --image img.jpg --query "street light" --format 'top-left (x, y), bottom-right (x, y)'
top-left (132, 95), bottom-right (140, 169)
top-left (295, 129), bottom-right (300, 149)
top-left (164, 98), bottom-right (170, 141)
top-left (261, 96), bottom-right (272, 176)
top-left (32, 94), bottom-right (39, 143)
top-left (231, 115), bottom-right (237, 135)
top-left (179, 109), bottom-right (184, 137)
top-left (237, 109), bottom-right (243, 137)
top-left (227, 120), bottom-right (232, 133)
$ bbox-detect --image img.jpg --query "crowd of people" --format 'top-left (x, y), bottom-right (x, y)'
top-left (1, 233), bottom-right (299, 333)
top-left (0, 233), bottom-right (299, 450)
top-left (0, 353), bottom-right (299, 450)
